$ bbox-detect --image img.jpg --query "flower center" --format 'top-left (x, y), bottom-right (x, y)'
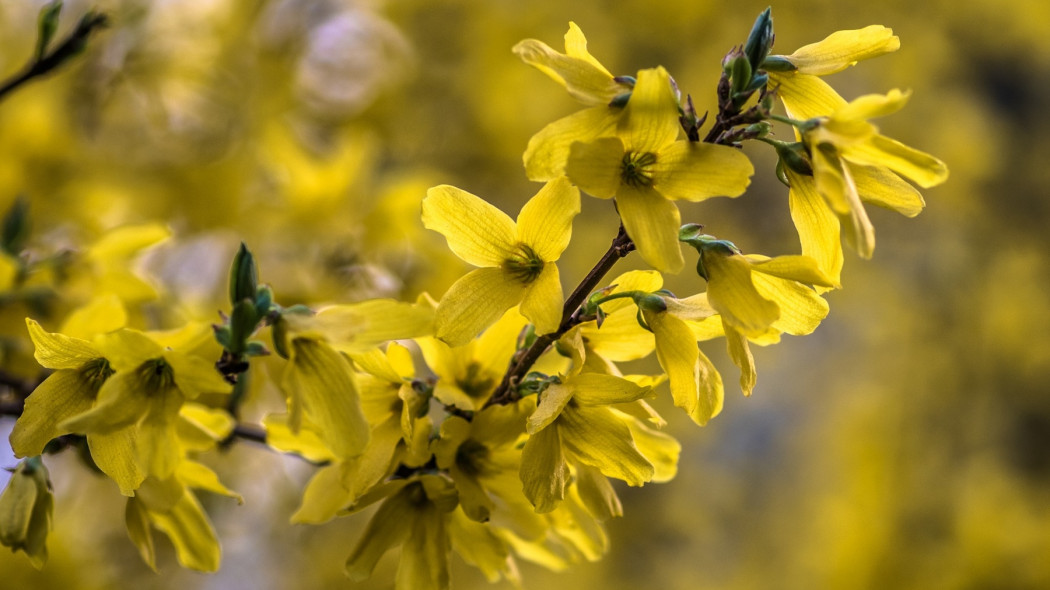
top-left (620, 151), bottom-right (657, 187)
top-left (79, 358), bottom-right (114, 392)
top-left (503, 243), bottom-right (544, 283)
top-left (455, 439), bottom-right (493, 478)
top-left (456, 362), bottom-right (495, 399)
top-left (137, 358), bottom-right (175, 392)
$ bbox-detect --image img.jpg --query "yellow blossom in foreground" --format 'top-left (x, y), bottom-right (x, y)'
top-left (566, 67), bottom-right (753, 272)
top-left (423, 177), bottom-right (580, 346)
top-left (0, 457), bottom-right (52, 569)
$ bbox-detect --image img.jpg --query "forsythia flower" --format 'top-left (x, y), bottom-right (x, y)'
top-left (423, 177), bottom-right (580, 346)
top-left (566, 67), bottom-right (753, 272)
top-left (60, 327), bottom-right (232, 487)
top-left (795, 89), bottom-right (949, 270)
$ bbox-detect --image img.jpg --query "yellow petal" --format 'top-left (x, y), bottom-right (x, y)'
top-left (785, 25), bottom-right (900, 76)
top-left (262, 413), bottom-right (337, 463)
top-left (568, 373), bottom-right (650, 406)
top-left (524, 106), bottom-right (621, 182)
top-left (58, 294), bottom-right (127, 340)
top-left (565, 136), bottom-right (625, 199)
top-left (94, 329), bottom-right (164, 372)
top-left (473, 307), bottom-right (530, 378)
top-left (527, 382), bottom-right (574, 434)
top-left (724, 326), bottom-right (757, 396)
top-left (89, 428), bottom-right (144, 496)
top-left (619, 67), bottom-right (679, 153)
top-left (87, 223), bottom-right (171, 262)
top-left (652, 141), bottom-right (753, 202)
top-left (314, 299), bottom-right (435, 354)
top-left (136, 390), bottom-right (183, 480)
top-left (616, 186), bottom-right (683, 273)
top-left (435, 267), bottom-right (526, 347)
top-left (164, 350), bottom-right (231, 399)
top-left (345, 485), bottom-right (415, 581)
top-left (559, 406), bottom-right (653, 486)
top-left (574, 463), bottom-right (622, 521)
top-left (176, 461), bottom-right (243, 504)
top-left (747, 254), bottom-right (836, 288)
top-left (750, 273), bottom-right (830, 336)
top-left (516, 177), bottom-right (581, 261)
top-left (397, 499), bottom-right (451, 590)
top-left (177, 403), bottom-right (234, 450)
top-left (843, 134), bottom-right (949, 188)
top-left (125, 497), bottom-right (156, 571)
top-left (851, 163), bottom-right (925, 217)
top-left (25, 319), bottom-right (100, 370)
top-left (787, 169), bottom-right (844, 289)
top-left (10, 371), bottom-right (96, 457)
top-left (422, 185), bottom-right (517, 267)
top-left (649, 312), bottom-right (723, 425)
top-left (704, 252), bottom-right (779, 337)
top-left (521, 263), bottom-right (563, 336)
top-left (447, 510), bottom-right (515, 584)
top-left (767, 72), bottom-right (848, 120)
top-left (832, 88), bottom-right (910, 123)
top-left (283, 339), bottom-right (370, 458)
top-left (148, 489), bottom-right (221, 572)
top-left (623, 416), bottom-right (681, 482)
top-left (61, 371), bottom-right (151, 435)
top-left (519, 426), bottom-right (568, 513)
top-left (513, 23), bottom-right (624, 106)
top-left (581, 308), bottom-right (654, 362)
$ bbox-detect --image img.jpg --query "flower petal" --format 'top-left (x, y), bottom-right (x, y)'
top-left (649, 312), bottom-right (723, 425)
top-left (619, 67), bottom-right (679, 153)
top-left (516, 177), bottom-right (581, 261)
top-left (615, 186), bottom-right (683, 273)
top-left (435, 268), bottom-right (526, 346)
top-left (25, 319), bottom-right (100, 370)
top-left (10, 371), bottom-right (97, 457)
top-left (651, 141), bottom-right (753, 202)
top-left (513, 23), bottom-right (625, 106)
top-left (623, 416), bottom-right (681, 483)
top-left (524, 106), bottom-right (621, 181)
top-left (785, 25), bottom-right (900, 76)
top-left (724, 326), bottom-right (757, 396)
top-left (519, 426), bottom-right (568, 513)
top-left (704, 252), bottom-right (780, 337)
top-left (748, 254), bottom-right (836, 288)
top-left (574, 463), bottom-right (622, 521)
top-left (89, 428), bottom-right (144, 496)
top-left (521, 263), bottom-right (564, 336)
top-left (565, 137), bottom-right (625, 199)
top-left (768, 72), bottom-right (848, 120)
top-left (148, 489), bottom-right (221, 572)
top-left (568, 373), bottom-right (650, 406)
top-left (559, 406), bottom-right (653, 486)
top-left (787, 169), bottom-right (844, 289)
top-left (282, 339), bottom-right (370, 458)
top-left (851, 163), bottom-right (925, 217)
top-left (422, 185), bottom-right (517, 267)
top-left (527, 382), bottom-right (574, 434)
top-left (843, 134), bottom-right (949, 188)
top-left (59, 294), bottom-right (127, 340)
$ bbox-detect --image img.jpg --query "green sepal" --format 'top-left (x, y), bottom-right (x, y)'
top-left (243, 341), bottom-right (270, 357)
top-left (228, 299), bottom-right (259, 355)
top-left (253, 285), bottom-right (274, 319)
top-left (212, 325), bottom-right (232, 350)
top-left (760, 55), bottom-right (797, 72)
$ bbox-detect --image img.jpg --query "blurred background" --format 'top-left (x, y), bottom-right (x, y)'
top-left (1, 0), bottom-right (1048, 588)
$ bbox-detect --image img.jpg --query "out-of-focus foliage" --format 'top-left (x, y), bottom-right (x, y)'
top-left (0, 0), bottom-right (1047, 588)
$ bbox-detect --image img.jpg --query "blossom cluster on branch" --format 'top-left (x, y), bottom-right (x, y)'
top-left (0, 7), bottom-right (946, 588)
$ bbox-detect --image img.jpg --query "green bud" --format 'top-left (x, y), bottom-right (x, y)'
top-left (228, 300), bottom-right (258, 355)
top-left (270, 305), bottom-right (313, 359)
top-left (213, 324), bottom-right (232, 349)
top-left (1, 198), bottom-right (30, 256)
top-left (744, 7), bottom-right (774, 73)
top-left (679, 233), bottom-right (741, 280)
top-left (635, 293), bottom-right (668, 314)
top-left (229, 243), bottom-right (257, 306)
top-left (0, 457), bottom-right (53, 569)
top-left (744, 121), bottom-right (773, 139)
top-left (728, 53), bottom-right (752, 97)
top-left (254, 285), bottom-right (274, 319)
top-left (243, 341), bottom-right (270, 357)
top-left (609, 91), bottom-right (632, 108)
top-left (35, 2), bottom-right (63, 61)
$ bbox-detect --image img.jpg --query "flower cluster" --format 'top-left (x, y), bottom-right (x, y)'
top-left (1, 8), bottom-right (946, 589)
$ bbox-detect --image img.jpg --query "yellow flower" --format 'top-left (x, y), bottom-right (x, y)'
top-left (520, 373), bottom-right (653, 513)
top-left (791, 90), bottom-right (949, 278)
top-left (565, 67), bottom-right (753, 272)
top-left (766, 25), bottom-right (900, 120)
top-left (513, 22), bottom-right (632, 106)
top-left (60, 327), bottom-right (232, 485)
top-left (423, 177), bottom-right (580, 346)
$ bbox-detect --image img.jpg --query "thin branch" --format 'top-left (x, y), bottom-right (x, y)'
top-left (486, 225), bottom-right (634, 407)
top-left (0, 11), bottom-right (108, 102)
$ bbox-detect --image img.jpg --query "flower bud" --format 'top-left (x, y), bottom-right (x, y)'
top-left (0, 457), bottom-right (53, 569)
top-left (228, 242), bottom-right (258, 306)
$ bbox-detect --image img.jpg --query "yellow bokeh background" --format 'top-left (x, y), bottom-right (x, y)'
top-left (1, 0), bottom-right (1048, 588)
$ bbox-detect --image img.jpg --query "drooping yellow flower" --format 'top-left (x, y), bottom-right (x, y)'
top-left (520, 373), bottom-right (653, 513)
top-left (792, 90), bottom-right (949, 277)
top-left (513, 22), bottom-right (632, 107)
top-left (766, 25), bottom-right (900, 120)
top-left (423, 177), bottom-right (580, 346)
top-left (565, 67), bottom-right (753, 272)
